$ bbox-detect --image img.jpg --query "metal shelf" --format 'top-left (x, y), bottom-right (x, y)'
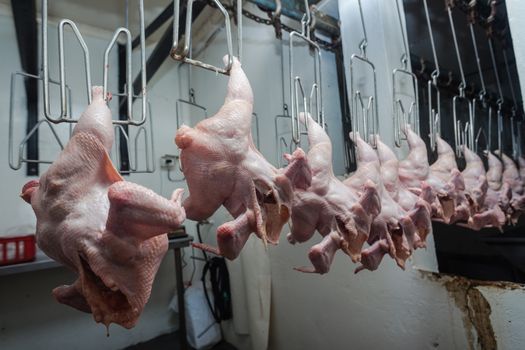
top-left (0, 250), bottom-right (61, 277)
top-left (0, 235), bottom-right (194, 277)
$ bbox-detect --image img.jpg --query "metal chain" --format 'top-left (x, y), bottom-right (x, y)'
top-left (205, 0), bottom-right (338, 52)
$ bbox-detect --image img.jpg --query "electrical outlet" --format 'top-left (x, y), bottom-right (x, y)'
top-left (160, 154), bottom-right (177, 169)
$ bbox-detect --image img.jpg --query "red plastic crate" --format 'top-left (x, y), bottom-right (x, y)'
top-left (0, 235), bottom-right (36, 266)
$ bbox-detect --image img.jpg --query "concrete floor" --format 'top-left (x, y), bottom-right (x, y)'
top-left (123, 331), bottom-right (237, 350)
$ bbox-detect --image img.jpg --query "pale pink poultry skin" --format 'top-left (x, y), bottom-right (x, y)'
top-left (288, 114), bottom-right (380, 274)
top-left (176, 57), bottom-right (311, 260)
top-left (21, 87), bottom-right (186, 329)
top-left (468, 151), bottom-right (508, 230)
top-left (376, 137), bottom-right (433, 245)
top-left (461, 146), bottom-right (488, 213)
top-left (345, 133), bottom-right (423, 272)
top-left (398, 126), bottom-right (445, 220)
top-left (425, 136), bottom-right (469, 223)
top-left (500, 152), bottom-right (525, 223)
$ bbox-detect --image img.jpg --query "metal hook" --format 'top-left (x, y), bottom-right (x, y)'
top-left (475, 126), bottom-right (488, 154)
top-left (271, 0), bottom-right (283, 39)
top-left (448, 2), bottom-right (473, 156)
top-left (487, 34), bottom-right (504, 104)
top-left (350, 54), bottom-right (378, 148)
top-left (423, 0), bottom-right (440, 81)
top-left (274, 107), bottom-right (294, 167)
top-left (395, 0), bottom-right (409, 69)
top-left (172, 0), bottom-right (238, 75)
top-left (447, 1), bottom-right (467, 97)
top-left (392, 0), bottom-right (419, 148)
top-left (9, 72), bottom-right (72, 170)
top-left (42, 0), bottom-right (91, 123)
top-left (104, 0), bottom-right (147, 126)
top-left (357, 0), bottom-right (368, 58)
top-left (289, 25), bottom-right (324, 148)
top-left (300, 0), bottom-right (312, 38)
top-left (423, 0), bottom-right (441, 151)
top-left (502, 49), bottom-right (518, 113)
top-left (469, 8), bottom-right (486, 98)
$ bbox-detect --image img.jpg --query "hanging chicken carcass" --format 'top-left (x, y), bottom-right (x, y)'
top-left (345, 133), bottom-right (426, 272)
top-left (500, 152), bottom-right (525, 224)
top-left (288, 114), bottom-right (380, 274)
top-left (21, 87), bottom-right (186, 329)
top-left (467, 151), bottom-right (508, 230)
top-left (176, 56), bottom-right (311, 260)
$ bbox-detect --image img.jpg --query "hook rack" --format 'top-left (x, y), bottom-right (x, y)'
top-left (111, 100), bottom-right (156, 174)
top-left (171, 0), bottom-right (241, 75)
top-left (475, 126), bottom-right (488, 154)
top-left (9, 72), bottom-right (72, 171)
top-left (448, 2), bottom-right (474, 157)
top-left (42, 0), bottom-right (148, 126)
top-left (289, 0), bottom-right (324, 149)
top-left (393, 0), bottom-right (419, 148)
top-left (350, 0), bottom-right (378, 148)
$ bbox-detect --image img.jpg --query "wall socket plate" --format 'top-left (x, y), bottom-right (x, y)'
top-left (160, 154), bottom-right (178, 169)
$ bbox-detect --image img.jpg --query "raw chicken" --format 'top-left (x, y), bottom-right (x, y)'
top-left (176, 57), bottom-right (311, 260)
top-left (345, 133), bottom-right (423, 272)
top-left (288, 114), bottom-right (380, 274)
top-left (461, 146), bottom-right (488, 213)
top-left (21, 87), bottom-right (186, 329)
top-left (500, 152), bottom-right (525, 223)
top-left (426, 136), bottom-right (467, 223)
top-left (468, 151), bottom-right (508, 230)
top-left (397, 126), bottom-right (445, 220)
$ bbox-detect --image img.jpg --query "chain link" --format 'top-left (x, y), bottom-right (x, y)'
top-left (204, 0), bottom-right (338, 52)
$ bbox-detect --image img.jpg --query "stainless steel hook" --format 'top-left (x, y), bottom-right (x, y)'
top-left (448, 2), bottom-right (473, 157)
top-left (111, 100), bottom-right (156, 174)
top-left (42, 0), bottom-right (91, 123)
top-left (172, 0), bottom-right (241, 75)
top-left (349, 0), bottom-right (378, 148)
top-left (9, 72), bottom-right (73, 170)
top-left (392, 0), bottom-right (419, 148)
top-left (289, 28), bottom-right (324, 148)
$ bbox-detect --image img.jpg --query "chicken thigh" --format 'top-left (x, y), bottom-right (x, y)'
top-left (21, 87), bottom-right (186, 329)
top-left (176, 57), bottom-right (311, 260)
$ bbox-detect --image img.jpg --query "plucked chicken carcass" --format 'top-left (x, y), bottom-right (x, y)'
top-left (461, 146), bottom-right (488, 214)
top-left (397, 126), bottom-right (448, 221)
top-left (345, 133), bottom-right (424, 272)
top-left (468, 151), bottom-right (508, 230)
top-left (500, 152), bottom-right (525, 223)
top-left (21, 87), bottom-right (186, 329)
top-left (375, 137), bottom-right (433, 245)
top-left (287, 114), bottom-right (380, 274)
top-left (176, 56), bottom-right (311, 260)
